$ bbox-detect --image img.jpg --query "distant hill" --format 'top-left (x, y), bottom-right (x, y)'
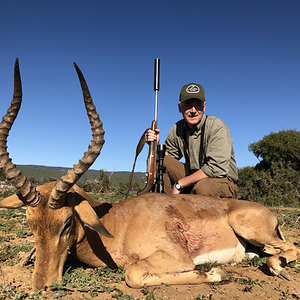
top-left (17, 165), bottom-right (145, 186)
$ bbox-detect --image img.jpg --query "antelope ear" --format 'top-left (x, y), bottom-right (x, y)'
top-left (74, 200), bottom-right (114, 238)
top-left (0, 194), bottom-right (25, 209)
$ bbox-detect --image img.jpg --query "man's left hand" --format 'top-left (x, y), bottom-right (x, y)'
top-left (171, 185), bottom-right (181, 194)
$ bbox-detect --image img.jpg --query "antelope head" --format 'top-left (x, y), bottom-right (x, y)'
top-left (0, 59), bottom-right (113, 290)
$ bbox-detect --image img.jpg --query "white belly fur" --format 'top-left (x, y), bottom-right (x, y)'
top-left (193, 237), bottom-right (246, 266)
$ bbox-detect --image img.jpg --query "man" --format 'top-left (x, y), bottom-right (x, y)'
top-left (147, 83), bottom-right (238, 198)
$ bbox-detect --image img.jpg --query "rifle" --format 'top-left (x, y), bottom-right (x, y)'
top-left (125, 58), bottom-right (165, 198)
top-left (137, 58), bottom-right (160, 194)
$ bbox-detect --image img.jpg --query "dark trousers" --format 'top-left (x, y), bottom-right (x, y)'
top-left (162, 155), bottom-right (238, 198)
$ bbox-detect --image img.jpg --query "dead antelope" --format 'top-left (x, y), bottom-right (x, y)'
top-left (0, 59), bottom-right (299, 291)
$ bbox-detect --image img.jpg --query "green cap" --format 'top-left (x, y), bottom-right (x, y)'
top-left (179, 83), bottom-right (206, 102)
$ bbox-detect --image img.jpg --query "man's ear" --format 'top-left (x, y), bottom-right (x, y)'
top-left (178, 102), bottom-right (182, 113)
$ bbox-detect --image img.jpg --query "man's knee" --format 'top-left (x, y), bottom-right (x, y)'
top-left (192, 178), bottom-right (216, 196)
top-left (161, 155), bottom-right (185, 194)
top-left (192, 177), bottom-right (237, 198)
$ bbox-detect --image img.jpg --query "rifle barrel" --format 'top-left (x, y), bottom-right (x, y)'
top-left (154, 58), bottom-right (160, 122)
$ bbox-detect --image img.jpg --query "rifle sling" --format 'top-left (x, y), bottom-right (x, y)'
top-left (125, 128), bottom-right (150, 199)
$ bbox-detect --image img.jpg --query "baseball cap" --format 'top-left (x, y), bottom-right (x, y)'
top-left (179, 83), bottom-right (206, 102)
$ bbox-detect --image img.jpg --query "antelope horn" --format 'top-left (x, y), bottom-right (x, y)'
top-left (48, 62), bottom-right (105, 209)
top-left (0, 59), bottom-right (41, 206)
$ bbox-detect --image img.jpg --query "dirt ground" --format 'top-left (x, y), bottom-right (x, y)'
top-left (1, 208), bottom-right (300, 299)
top-left (2, 262), bottom-right (300, 299)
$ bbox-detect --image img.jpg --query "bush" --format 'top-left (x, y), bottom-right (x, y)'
top-left (78, 169), bottom-right (114, 194)
top-left (238, 129), bottom-right (300, 207)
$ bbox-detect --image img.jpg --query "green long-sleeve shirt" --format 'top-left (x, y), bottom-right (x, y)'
top-left (164, 114), bottom-right (239, 182)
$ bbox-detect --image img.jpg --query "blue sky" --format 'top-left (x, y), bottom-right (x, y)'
top-left (0, 0), bottom-right (299, 174)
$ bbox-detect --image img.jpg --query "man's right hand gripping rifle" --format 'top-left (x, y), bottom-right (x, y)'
top-left (146, 128), bottom-right (160, 144)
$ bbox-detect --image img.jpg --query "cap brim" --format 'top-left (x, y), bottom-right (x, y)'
top-left (180, 96), bottom-right (205, 102)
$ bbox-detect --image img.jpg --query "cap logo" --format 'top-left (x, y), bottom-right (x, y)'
top-left (186, 84), bottom-right (200, 93)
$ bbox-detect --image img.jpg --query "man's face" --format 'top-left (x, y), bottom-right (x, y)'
top-left (178, 99), bottom-right (206, 128)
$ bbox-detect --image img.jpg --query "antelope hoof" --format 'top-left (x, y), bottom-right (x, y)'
top-left (205, 267), bottom-right (230, 282)
top-left (215, 268), bottom-right (230, 281)
top-left (278, 269), bottom-right (291, 281)
top-left (220, 269), bottom-right (230, 281)
top-left (22, 247), bottom-right (36, 266)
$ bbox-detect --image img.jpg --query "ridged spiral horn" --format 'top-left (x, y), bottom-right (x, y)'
top-left (48, 62), bottom-right (105, 209)
top-left (0, 59), bottom-right (41, 206)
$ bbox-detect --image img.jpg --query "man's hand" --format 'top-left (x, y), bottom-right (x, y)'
top-left (171, 185), bottom-right (181, 194)
top-left (146, 129), bottom-right (160, 144)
